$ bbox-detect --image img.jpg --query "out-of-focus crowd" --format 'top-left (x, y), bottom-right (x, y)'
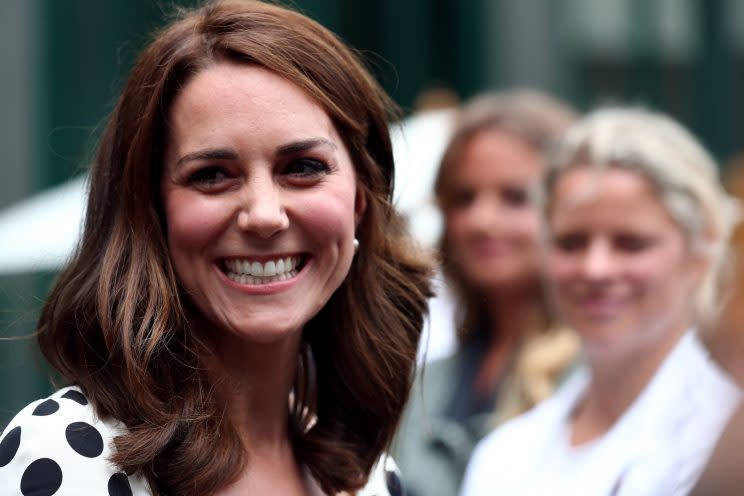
top-left (393, 89), bottom-right (744, 496)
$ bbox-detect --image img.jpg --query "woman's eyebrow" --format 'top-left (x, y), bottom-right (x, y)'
top-left (276, 138), bottom-right (337, 157)
top-left (174, 138), bottom-right (337, 168)
top-left (176, 148), bottom-right (238, 168)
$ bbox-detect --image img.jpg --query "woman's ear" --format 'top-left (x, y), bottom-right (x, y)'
top-left (354, 187), bottom-right (367, 227)
top-left (689, 235), bottom-right (717, 283)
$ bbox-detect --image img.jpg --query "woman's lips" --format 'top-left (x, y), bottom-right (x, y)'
top-left (573, 295), bottom-right (626, 319)
top-left (468, 240), bottom-right (513, 259)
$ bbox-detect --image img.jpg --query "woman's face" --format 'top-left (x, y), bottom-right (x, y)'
top-left (547, 166), bottom-right (702, 353)
top-left (445, 128), bottom-right (542, 291)
top-left (161, 62), bottom-right (364, 344)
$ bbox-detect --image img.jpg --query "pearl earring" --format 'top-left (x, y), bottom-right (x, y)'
top-left (353, 238), bottom-right (359, 252)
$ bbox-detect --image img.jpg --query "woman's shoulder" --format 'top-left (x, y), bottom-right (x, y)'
top-left (0, 385), bottom-right (150, 495)
top-left (461, 371), bottom-right (587, 495)
top-left (459, 410), bottom-right (546, 496)
top-left (470, 404), bottom-right (545, 466)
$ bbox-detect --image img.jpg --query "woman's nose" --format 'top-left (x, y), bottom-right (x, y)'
top-left (465, 195), bottom-right (502, 231)
top-left (581, 241), bottom-right (616, 280)
top-left (236, 181), bottom-right (289, 238)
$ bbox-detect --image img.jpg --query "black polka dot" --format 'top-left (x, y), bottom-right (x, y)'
top-left (65, 421), bottom-right (104, 458)
top-left (20, 458), bottom-right (63, 496)
top-left (61, 389), bottom-right (88, 405)
top-left (108, 472), bottom-right (133, 496)
top-left (0, 426), bottom-right (21, 467)
top-left (385, 468), bottom-right (406, 496)
top-left (32, 399), bottom-right (60, 416)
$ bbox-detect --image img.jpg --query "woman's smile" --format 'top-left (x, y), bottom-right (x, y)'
top-left (221, 255), bottom-right (304, 285)
top-left (573, 292), bottom-right (628, 320)
top-left (218, 254), bottom-right (310, 295)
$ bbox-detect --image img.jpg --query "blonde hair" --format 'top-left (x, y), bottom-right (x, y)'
top-left (543, 107), bottom-right (740, 325)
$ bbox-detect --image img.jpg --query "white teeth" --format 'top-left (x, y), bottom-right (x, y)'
top-left (224, 255), bottom-right (301, 284)
top-left (264, 261), bottom-right (276, 276)
top-left (251, 261), bottom-right (263, 277)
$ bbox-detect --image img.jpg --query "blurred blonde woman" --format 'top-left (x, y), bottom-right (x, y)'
top-left (461, 107), bottom-right (742, 496)
top-left (394, 90), bottom-right (580, 496)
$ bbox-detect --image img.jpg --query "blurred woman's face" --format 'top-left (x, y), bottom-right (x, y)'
top-left (161, 62), bottom-right (364, 345)
top-left (446, 128), bottom-right (542, 291)
top-left (547, 167), bottom-right (702, 354)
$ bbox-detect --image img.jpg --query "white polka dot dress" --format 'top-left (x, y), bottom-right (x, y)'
top-left (0, 386), bottom-right (406, 495)
top-left (0, 386), bottom-right (149, 495)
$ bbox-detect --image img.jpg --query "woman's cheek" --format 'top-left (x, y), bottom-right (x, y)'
top-left (165, 192), bottom-right (234, 247)
top-left (296, 191), bottom-right (356, 240)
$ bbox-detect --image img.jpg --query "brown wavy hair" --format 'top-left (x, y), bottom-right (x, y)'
top-left (36, 1), bottom-right (432, 494)
top-left (432, 90), bottom-right (579, 418)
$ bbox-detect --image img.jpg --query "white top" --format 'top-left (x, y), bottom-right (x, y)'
top-left (0, 386), bottom-right (403, 496)
top-left (460, 331), bottom-right (742, 496)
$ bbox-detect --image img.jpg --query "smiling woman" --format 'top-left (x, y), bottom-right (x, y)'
top-left (161, 64), bottom-right (364, 344)
top-left (0, 1), bottom-right (431, 495)
top-left (460, 107), bottom-right (742, 495)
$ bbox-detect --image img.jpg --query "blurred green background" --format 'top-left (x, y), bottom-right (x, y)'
top-left (1, 0), bottom-right (743, 427)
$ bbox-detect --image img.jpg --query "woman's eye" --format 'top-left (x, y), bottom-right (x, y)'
top-left (186, 166), bottom-right (231, 188)
top-left (451, 189), bottom-right (475, 208)
top-left (284, 158), bottom-right (330, 177)
top-left (614, 235), bottom-right (653, 252)
top-left (502, 187), bottom-right (528, 207)
top-left (553, 233), bottom-right (586, 252)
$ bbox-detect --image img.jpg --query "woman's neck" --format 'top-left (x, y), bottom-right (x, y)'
top-left (485, 284), bottom-right (543, 343)
top-left (204, 327), bottom-right (302, 449)
top-left (204, 327), bottom-right (311, 496)
top-left (569, 325), bottom-right (689, 446)
top-left (473, 286), bottom-right (543, 394)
